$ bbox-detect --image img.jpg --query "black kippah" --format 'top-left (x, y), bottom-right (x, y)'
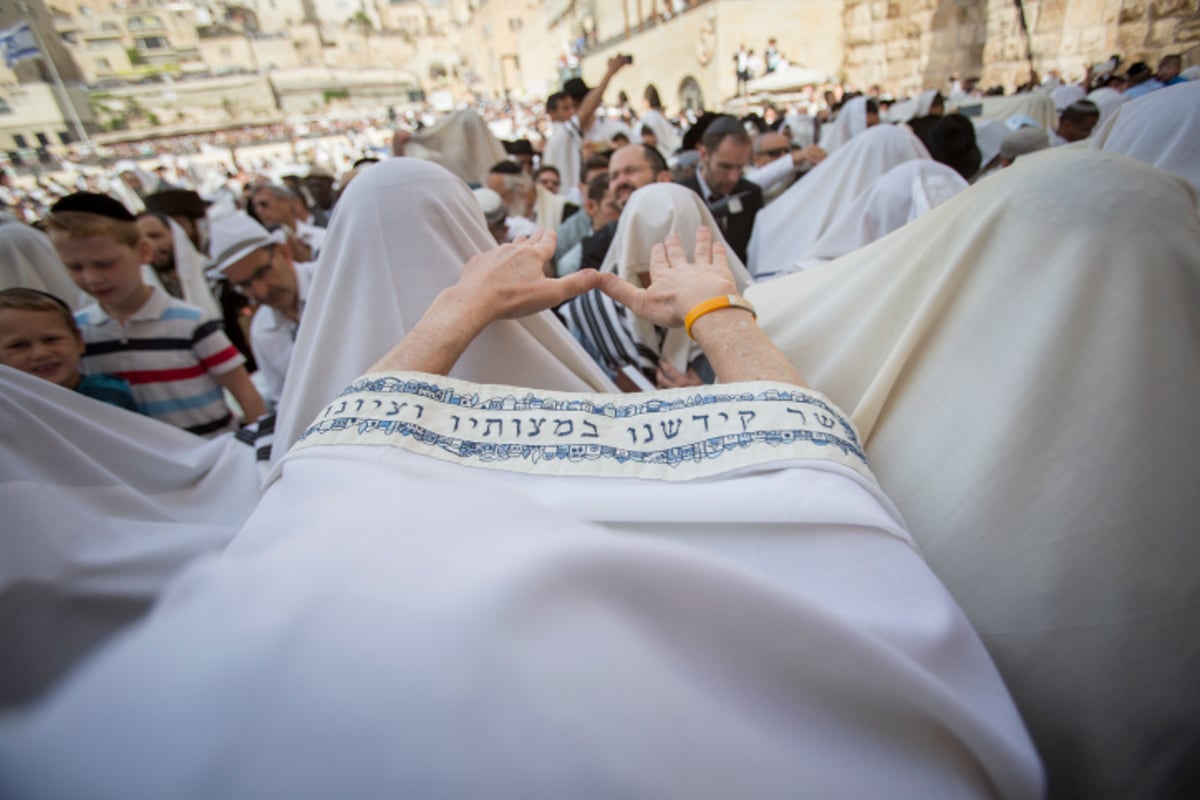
top-left (49, 192), bottom-right (136, 222)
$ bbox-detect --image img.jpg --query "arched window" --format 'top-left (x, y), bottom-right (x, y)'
top-left (678, 76), bottom-right (703, 112)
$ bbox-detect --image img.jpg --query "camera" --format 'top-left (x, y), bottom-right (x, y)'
top-left (620, 54), bottom-right (634, 66)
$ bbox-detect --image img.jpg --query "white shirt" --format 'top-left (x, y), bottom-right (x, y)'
top-left (250, 260), bottom-right (315, 408)
top-left (294, 219), bottom-right (326, 258)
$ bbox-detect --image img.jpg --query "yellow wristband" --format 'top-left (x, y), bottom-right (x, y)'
top-left (684, 294), bottom-right (757, 340)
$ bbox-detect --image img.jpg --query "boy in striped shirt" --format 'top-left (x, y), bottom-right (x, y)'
top-left (46, 193), bottom-right (265, 436)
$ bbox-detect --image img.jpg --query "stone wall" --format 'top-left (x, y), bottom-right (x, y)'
top-left (845, 0), bottom-right (1198, 94)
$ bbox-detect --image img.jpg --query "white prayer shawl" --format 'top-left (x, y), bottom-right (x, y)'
top-left (541, 120), bottom-right (582, 194)
top-left (406, 109), bottom-right (507, 187)
top-left (775, 160), bottom-right (968, 277)
top-left (271, 158), bottom-right (616, 462)
top-left (971, 118), bottom-right (1008, 172)
top-left (1090, 79), bottom-right (1200, 192)
top-left (747, 148), bottom-right (1200, 796)
top-left (747, 124), bottom-right (931, 276)
top-left (0, 366), bottom-right (260, 598)
top-left (599, 183), bottom-right (753, 373)
top-left (817, 95), bottom-right (868, 153)
top-left (1050, 84), bottom-right (1086, 111)
top-left (1085, 86), bottom-right (1130, 129)
top-left (782, 113), bottom-right (816, 147)
top-left (534, 184), bottom-right (571, 230)
top-left (0, 372), bottom-right (1042, 798)
top-left (885, 89), bottom-right (940, 123)
top-left (0, 222), bottom-right (88, 310)
top-left (637, 108), bottom-right (681, 157)
top-left (164, 217), bottom-right (221, 319)
top-left (967, 93), bottom-right (1057, 130)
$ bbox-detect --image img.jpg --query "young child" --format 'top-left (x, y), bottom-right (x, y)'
top-left (44, 192), bottom-right (265, 436)
top-left (0, 287), bottom-right (137, 410)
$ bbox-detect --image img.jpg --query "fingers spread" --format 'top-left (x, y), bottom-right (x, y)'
top-left (664, 233), bottom-right (687, 268)
top-left (597, 271), bottom-right (644, 311)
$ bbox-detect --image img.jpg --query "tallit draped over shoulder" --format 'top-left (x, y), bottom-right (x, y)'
top-left (748, 124), bottom-right (930, 276)
top-left (748, 147), bottom-right (1200, 796)
top-left (271, 158), bottom-right (616, 461)
top-left (1090, 79), bottom-right (1200, 192)
top-left (0, 371), bottom-right (1043, 799)
top-left (0, 223), bottom-right (87, 309)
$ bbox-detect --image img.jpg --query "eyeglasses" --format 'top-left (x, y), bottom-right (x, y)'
top-left (230, 251), bottom-right (276, 295)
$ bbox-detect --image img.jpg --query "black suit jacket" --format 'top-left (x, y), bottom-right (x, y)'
top-left (675, 174), bottom-right (764, 265)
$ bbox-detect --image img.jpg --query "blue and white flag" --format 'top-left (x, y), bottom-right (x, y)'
top-left (0, 22), bottom-right (40, 68)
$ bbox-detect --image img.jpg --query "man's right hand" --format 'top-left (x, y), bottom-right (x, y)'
top-left (598, 227), bottom-right (737, 329)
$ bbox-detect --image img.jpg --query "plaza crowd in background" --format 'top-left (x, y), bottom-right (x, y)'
top-left (0, 46), bottom-right (1197, 800)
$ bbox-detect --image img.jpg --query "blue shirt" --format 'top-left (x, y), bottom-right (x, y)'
top-left (76, 372), bottom-right (138, 411)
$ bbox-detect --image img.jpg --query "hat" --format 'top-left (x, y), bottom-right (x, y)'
top-left (503, 139), bottom-right (535, 156)
top-left (206, 212), bottom-right (286, 278)
top-left (305, 166), bottom-right (334, 180)
top-left (49, 192), bottom-right (136, 221)
top-left (472, 187), bottom-right (507, 226)
top-left (563, 77), bottom-right (590, 103)
top-left (145, 189), bottom-right (210, 219)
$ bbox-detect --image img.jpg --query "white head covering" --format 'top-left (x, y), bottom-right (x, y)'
top-left (781, 112), bottom-right (816, 147)
top-left (161, 216), bottom-right (221, 319)
top-left (747, 148), bottom-right (1200, 795)
top-left (779, 160), bottom-right (968, 276)
top-left (271, 158), bottom-right (616, 462)
top-left (205, 212), bottom-right (287, 278)
top-left (637, 108), bottom-right (682, 158)
top-left (1085, 86), bottom-right (1130, 129)
top-left (1050, 84), bottom-right (1086, 111)
top-left (748, 124), bottom-right (930, 276)
top-left (405, 109), bottom-right (508, 187)
top-left (971, 118), bottom-right (1009, 172)
top-left (817, 95), bottom-right (869, 153)
top-left (1089, 79), bottom-right (1200, 192)
top-left (598, 182), bottom-right (753, 373)
top-left (0, 222), bottom-right (87, 309)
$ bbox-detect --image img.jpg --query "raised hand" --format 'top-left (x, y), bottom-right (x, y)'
top-left (597, 227), bottom-right (737, 329)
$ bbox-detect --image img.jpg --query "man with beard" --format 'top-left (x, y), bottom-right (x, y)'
top-left (207, 213), bottom-right (315, 409)
top-left (579, 143), bottom-right (672, 270)
top-left (135, 211), bottom-right (222, 321)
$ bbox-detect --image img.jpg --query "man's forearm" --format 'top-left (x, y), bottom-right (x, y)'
top-left (691, 307), bottom-right (806, 388)
top-left (368, 288), bottom-right (487, 376)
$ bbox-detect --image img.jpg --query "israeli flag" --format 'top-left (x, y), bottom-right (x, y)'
top-left (0, 22), bottom-right (40, 68)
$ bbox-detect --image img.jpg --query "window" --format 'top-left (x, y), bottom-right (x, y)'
top-left (135, 36), bottom-right (169, 49)
top-left (13, 134), bottom-right (27, 148)
top-left (128, 15), bottom-right (164, 31)
top-left (35, 133), bottom-right (50, 147)
top-left (0, 98), bottom-right (11, 116)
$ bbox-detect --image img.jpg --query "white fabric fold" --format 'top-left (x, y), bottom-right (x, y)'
top-left (0, 223), bottom-right (87, 310)
top-left (776, 160), bottom-right (967, 277)
top-left (0, 366), bottom-right (260, 597)
top-left (271, 157), bottom-right (617, 462)
top-left (748, 124), bottom-right (930, 276)
top-left (1090, 79), bottom-right (1200, 192)
top-left (748, 147), bottom-right (1200, 796)
top-left (817, 95), bottom-right (868, 153)
top-left (405, 109), bottom-right (507, 187)
top-left (0, 373), bottom-right (1042, 799)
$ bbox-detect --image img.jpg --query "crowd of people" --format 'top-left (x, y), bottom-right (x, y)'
top-left (0, 50), bottom-right (1197, 798)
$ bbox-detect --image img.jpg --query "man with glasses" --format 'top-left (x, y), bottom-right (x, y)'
top-left (207, 213), bottom-right (316, 410)
top-left (746, 130), bottom-right (827, 205)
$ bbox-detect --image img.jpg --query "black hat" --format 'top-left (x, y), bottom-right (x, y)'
top-left (503, 138), bottom-right (535, 156)
top-left (49, 192), bottom-right (136, 221)
top-left (144, 188), bottom-right (210, 219)
top-left (911, 114), bottom-right (981, 181)
top-left (563, 77), bottom-right (590, 103)
top-left (681, 112), bottom-right (723, 152)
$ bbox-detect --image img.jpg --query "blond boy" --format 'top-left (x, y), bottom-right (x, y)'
top-left (45, 193), bottom-right (265, 435)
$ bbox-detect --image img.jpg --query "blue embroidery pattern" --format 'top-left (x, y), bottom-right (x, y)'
top-left (298, 375), bottom-right (869, 475)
